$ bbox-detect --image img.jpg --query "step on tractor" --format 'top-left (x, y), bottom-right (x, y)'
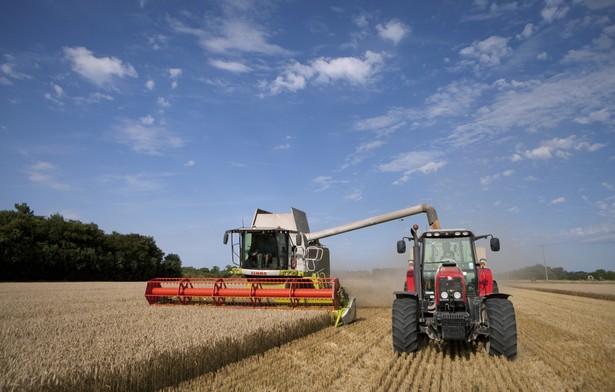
top-left (392, 224), bottom-right (517, 359)
top-left (145, 204), bottom-right (441, 326)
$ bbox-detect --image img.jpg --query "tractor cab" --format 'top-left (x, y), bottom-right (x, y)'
top-left (421, 230), bottom-right (479, 299)
top-left (397, 227), bottom-right (501, 305)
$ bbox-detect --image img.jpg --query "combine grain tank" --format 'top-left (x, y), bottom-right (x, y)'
top-left (146, 204), bottom-right (441, 326)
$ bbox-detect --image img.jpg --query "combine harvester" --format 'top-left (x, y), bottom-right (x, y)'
top-left (145, 204), bottom-right (441, 326)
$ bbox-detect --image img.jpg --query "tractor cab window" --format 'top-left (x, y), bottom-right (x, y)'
top-left (423, 237), bottom-right (477, 297)
top-left (241, 231), bottom-right (290, 270)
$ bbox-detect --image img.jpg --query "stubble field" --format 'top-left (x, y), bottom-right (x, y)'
top-left (1, 280), bottom-right (614, 391)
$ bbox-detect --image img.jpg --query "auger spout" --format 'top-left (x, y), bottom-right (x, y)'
top-left (305, 204), bottom-right (440, 242)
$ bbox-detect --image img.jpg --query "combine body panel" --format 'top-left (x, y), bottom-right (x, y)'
top-left (146, 204), bottom-right (440, 326)
top-left (393, 226), bottom-right (517, 359)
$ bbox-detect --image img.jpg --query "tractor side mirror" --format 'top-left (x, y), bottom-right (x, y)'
top-left (397, 240), bottom-right (406, 254)
top-left (223, 232), bottom-right (229, 245)
top-left (296, 234), bottom-right (302, 246)
top-left (490, 237), bottom-right (500, 252)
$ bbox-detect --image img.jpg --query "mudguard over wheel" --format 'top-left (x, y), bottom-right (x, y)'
top-left (392, 297), bottom-right (419, 354)
top-left (486, 298), bottom-right (517, 360)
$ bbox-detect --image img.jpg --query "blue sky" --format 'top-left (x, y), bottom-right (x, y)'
top-left (1, 0), bottom-right (614, 273)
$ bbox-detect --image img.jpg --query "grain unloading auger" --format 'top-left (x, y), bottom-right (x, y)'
top-left (145, 204), bottom-right (441, 326)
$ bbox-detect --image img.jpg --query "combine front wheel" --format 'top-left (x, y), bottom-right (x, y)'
top-left (392, 298), bottom-right (419, 354)
top-left (485, 298), bottom-right (517, 360)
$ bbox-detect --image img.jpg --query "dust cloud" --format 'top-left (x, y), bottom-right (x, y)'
top-left (334, 268), bottom-right (407, 308)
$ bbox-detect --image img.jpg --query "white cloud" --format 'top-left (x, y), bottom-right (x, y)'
top-left (312, 51), bottom-right (384, 85)
top-left (273, 143), bottom-right (290, 150)
top-left (516, 135), bottom-right (606, 161)
top-left (312, 175), bottom-right (346, 191)
top-left (168, 68), bottom-right (182, 79)
top-left (44, 83), bottom-right (65, 105)
top-left (508, 206), bottom-right (521, 213)
top-left (536, 51), bottom-right (549, 60)
top-left (168, 68), bottom-right (181, 89)
top-left (265, 51), bottom-right (384, 95)
top-left (516, 23), bottom-right (534, 40)
top-left (353, 107), bottom-right (410, 136)
top-left (541, 0), bottom-right (570, 23)
top-left (551, 196), bottom-right (566, 205)
top-left (574, 108), bottom-right (612, 125)
top-left (342, 139), bottom-right (386, 169)
top-left (425, 80), bottom-right (488, 118)
top-left (182, 19), bottom-right (288, 55)
top-left (448, 67), bottom-right (615, 146)
top-left (465, 1), bottom-right (520, 21)
top-left (209, 59), bottom-right (251, 73)
top-left (1, 62), bottom-right (31, 81)
top-left (64, 46), bottom-right (137, 86)
top-left (73, 92), bottom-right (113, 104)
top-left (376, 20), bottom-right (410, 45)
top-left (104, 173), bottom-right (165, 193)
top-left (157, 97), bottom-right (171, 108)
top-left (603, 182), bottom-right (615, 191)
top-left (145, 80), bottom-right (155, 90)
top-left (114, 118), bottom-right (183, 155)
top-left (184, 160), bottom-right (196, 167)
top-left (139, 115), bottom-right (155, 125)
top-left (52, 84), bottom-right (64, 97)
top-left (459, 35), bottom-right (512, 70)
top-left (480, 169), bottom-right (514, 189)
top-left (25, 161), bottom-right (70, 191)
top-left (345, 190), bottom-right (363, 202)
top-left (379, 150), bottom-right (446, 184)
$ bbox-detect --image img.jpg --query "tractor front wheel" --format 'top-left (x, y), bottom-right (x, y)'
top-left (392, 297), bottom-right (419, 354)
top-left (485, 298), bottom-right (517, 360)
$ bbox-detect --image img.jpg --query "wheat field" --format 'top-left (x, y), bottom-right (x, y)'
top-left (2, 282), bottom-right (614, 391)
top-left (168, 284), bottom-right (615, 392)
top-left (0, 282), bottom-right (330, 391)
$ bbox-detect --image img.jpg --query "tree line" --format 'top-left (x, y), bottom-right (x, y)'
top-left (0, 203), bottom-right (182, 281)
top-left (181, 265), bottom-right (234, 278)
top-left (498, 263), bottom-right (614, 281)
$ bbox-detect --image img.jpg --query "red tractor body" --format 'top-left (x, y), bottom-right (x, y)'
top-left (393, 226), bottom-right (517, 359)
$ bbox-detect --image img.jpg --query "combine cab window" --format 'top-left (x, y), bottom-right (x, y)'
top-left (241, 231), bottom-right (290, 270)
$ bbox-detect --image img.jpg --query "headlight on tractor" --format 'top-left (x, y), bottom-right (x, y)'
top-left (437, 276), bottom-right (465, 304)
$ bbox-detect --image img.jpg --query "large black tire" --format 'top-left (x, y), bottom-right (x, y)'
top-left (485, 298), bottom-right (517, 360)
top-left (392, 298), bottom-right (419, 354)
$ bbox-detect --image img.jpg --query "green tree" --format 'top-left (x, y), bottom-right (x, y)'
top-left (159, 253), bottom-right (183, 277)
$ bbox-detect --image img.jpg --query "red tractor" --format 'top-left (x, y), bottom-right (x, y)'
top-left (393, 224), bottom-right (517, 359)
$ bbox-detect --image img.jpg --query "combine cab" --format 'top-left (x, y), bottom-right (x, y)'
top-left (146, 204), bottom-right (441, 326)
top-left (393, 225), bottom-right (517, 359)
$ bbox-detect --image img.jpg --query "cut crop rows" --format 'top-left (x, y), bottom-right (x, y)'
top-left (168, 284), bottom-right (615, 392)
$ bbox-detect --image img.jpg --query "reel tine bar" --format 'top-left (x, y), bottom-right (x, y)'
top-left (144, 277), bottom-right (341, 309)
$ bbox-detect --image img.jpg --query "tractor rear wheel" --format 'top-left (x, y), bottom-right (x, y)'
top-left (485, 298), bottom-right (517, 360)
top-left (392, 297), bottom-right (419, 354)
